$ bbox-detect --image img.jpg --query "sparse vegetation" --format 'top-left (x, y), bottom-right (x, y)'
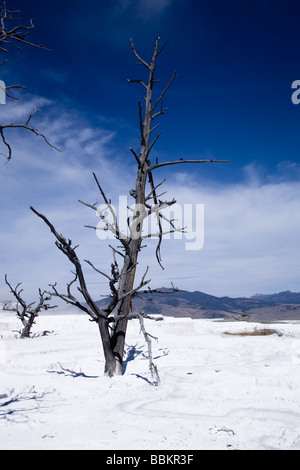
top-left (223, 328), bottom-right (278, 336)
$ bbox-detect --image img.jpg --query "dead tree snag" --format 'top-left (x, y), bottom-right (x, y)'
top-left (31, 38), bottom-right (228, 378)
top-left (4, 274), bottom-right (57, 338)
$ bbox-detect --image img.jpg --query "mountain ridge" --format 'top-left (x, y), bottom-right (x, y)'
top-left (250, 290), bottom-right (300, 304)
top-left (3, 290), bottom-right (298, 322)
top-left (95, 288), bottom-right (300, 322)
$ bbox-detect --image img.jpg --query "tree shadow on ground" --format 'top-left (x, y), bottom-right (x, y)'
top-left (122, 343), bottom-right (144, 374)
top-left (47, 362), bottom-right (99, 378)
top-left (0, 387), bottom-right (53, 423)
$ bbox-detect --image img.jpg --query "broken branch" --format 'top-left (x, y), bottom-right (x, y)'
top-left (149, 158), bottom-right (230, 171)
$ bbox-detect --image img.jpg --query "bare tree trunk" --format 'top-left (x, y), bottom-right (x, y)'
top-left (109, 39), bottom-right (163, 374)
top-left (20, 317), bottom-right (35, 339)
top-left (98, 317), bottom-right (117, 376)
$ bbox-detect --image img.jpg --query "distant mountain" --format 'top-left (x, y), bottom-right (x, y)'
top-left (251, 291), bottom-right (300, 304)
top-left (96, 288), bottom-right (300, 322)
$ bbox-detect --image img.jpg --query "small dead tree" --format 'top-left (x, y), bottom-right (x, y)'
top-left (4, 274), bottom-right (57, 338)
top-left (31, 38), bottom-right (228, 377)
top-left (0, 1), bottom-right (59, 161)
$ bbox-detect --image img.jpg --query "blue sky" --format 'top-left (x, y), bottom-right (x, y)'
top-left (0, 0), bottom-right (300, 301)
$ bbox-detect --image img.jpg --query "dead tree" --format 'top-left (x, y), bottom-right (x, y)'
top-left (0, 1), bottom-right (58, 161)
top-left (4, 274), bottom-right (57, 338)
top-left (31, 38), bottom-right (228, 377)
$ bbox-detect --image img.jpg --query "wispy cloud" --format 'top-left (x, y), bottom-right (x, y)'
top-left (40, 68), bottom-right (70, 84)
top-left (115, 0), bottom-right (172, 19)
top-left (0, 95), bottom-right (52, 124)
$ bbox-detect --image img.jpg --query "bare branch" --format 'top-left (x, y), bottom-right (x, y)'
top-left (138, 312), bottom-right (160, 385)
top-left (92, 172), bottom-right (110, 205)
top-left (0, 109), bottom-right (60, 161)
top-left (149, 158), bottom-right (230, 171)
top-left (126, 78), bottom-right (147, 90)
top-left (130, 38), bottom-right (150, 69)
top-left (109, 244), bottom-right (125, 259)
top-left (137, 285), bottom-right (185, 296)
top-left (145, 178), bottom-right (166, 201)
top-left (84, 259), bottom-right (111, 281)
top-left (4, 274), bottom-right (26, 313)
top-left (151, 71), bottom-right (177, 114)
top-left (156, 38), bottom-right (169, 57)
top-left (0, 4), bottom-right (49, 52)
top-left (3, 84), bottom-right (26, 100)
top-left (49, 278), bottom-right (92, 317)
top-left (147, 131), bottom-right (161, 157)
top-left (149, 122), bottom-right (160, 134)
top-left (142, 228), bottom-right (179, 239)
top-left (151, 107), bottom-right (167, 120)
top-left (116, 310), bottom-right (162, 385)
top-left (30, 206), bottom-right (105, 323)
top-left (130, 147), bottom-right (141, 167)
top-left (78, 199), bottom-right (98, 211)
